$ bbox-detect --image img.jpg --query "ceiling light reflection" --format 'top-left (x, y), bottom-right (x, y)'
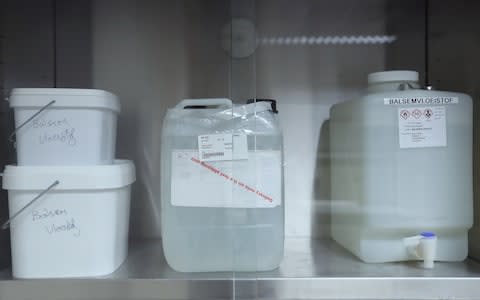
top-left (257, 35), bottom-right (397, 46)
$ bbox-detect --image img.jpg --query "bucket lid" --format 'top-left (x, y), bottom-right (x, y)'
top-left (2, 160), bottom-right (135, 190)
top-left (9, 88), bottom-right (121, 113)
top-left (368, 70), bottom-right (419, 84)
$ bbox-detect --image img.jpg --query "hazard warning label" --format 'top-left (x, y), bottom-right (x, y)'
top-left (398, 106), bottom-right (446, 148)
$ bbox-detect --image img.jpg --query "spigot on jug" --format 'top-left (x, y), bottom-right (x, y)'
top-left (404, 232), bottom-right (437, 269)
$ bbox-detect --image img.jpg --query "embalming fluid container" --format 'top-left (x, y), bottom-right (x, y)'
top-left (330, 71), bottom-right (472, 264)
top-left (161, 98), bottom-right (284, 272)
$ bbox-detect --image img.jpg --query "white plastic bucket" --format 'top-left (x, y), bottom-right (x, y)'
top-left (2, 160), bottom-right (135, 278)
top-left (9, 88), bottom-right (120, 166)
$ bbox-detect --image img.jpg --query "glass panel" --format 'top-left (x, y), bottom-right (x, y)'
top-left (427, 0), bottom-right (480, 261)
top-left (0, 1), bottom-right (480, 299)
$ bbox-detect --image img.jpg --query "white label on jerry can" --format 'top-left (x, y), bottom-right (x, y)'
top-left (384, 96), bottom-right (458, 105)
top-left (198, 133), bottom-right (248, 162)
top-left (398, 106), bottom-right (447, 148)
top-left (171, 150), bottom-right (282, 208)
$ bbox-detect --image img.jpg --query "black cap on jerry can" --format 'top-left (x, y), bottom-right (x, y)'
top-left (246, 99), bottom-right (278, 113)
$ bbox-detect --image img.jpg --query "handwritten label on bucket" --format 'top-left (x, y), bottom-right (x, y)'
top-left (31, 207), bottom-right (81, 237)
top-left (198, 133), bottom-right (248, 162)
top-left (171, 150), bottom-right (282, 208)
top-left (31, 117), bottom-right (77, 146)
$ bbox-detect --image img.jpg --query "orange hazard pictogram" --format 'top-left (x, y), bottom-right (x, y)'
top-left (424, 108), bottom-right (433, 118)
top-left (400, 110), bottom-right (410, 120)
top-left (412, 109), bottom-right (422, 119)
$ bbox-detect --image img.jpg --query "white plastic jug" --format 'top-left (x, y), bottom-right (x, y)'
top-left (161, 98), bottom-right (284, 272)
top-left (330, 71), bottom-right (473, 266)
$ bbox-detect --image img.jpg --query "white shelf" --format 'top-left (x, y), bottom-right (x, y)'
top-left (0, 238), bottom-right (480, 299)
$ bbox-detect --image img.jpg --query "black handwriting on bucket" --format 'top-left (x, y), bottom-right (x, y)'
top-left (38, 128), bottom-right (77, 146)
top-left (32, 118), bottom-right (70, 128)
top-left (32, 208), bottom-right (68, 221)
top-left (45, 218), bottom-right (81, 237)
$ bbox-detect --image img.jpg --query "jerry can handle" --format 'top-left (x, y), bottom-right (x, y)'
top-left (175, 98), bottom-right (232, 109)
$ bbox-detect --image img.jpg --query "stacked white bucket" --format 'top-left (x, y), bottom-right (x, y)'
top-left (2, 89), bottom-right (135, 278)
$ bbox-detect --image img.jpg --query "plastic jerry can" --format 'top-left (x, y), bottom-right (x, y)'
top-left (161, 98), bottom-right (284, 272)
top-left (330, 71), bottom-right (473, 265)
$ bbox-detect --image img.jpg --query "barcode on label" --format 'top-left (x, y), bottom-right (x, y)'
top-left (202, 152), bottom-right (225, 159)
top-left (198, 133), bottom-right (248, 162)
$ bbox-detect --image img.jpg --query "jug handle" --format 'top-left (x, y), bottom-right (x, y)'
top-left (175, 98), bottom-right (232, 109)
